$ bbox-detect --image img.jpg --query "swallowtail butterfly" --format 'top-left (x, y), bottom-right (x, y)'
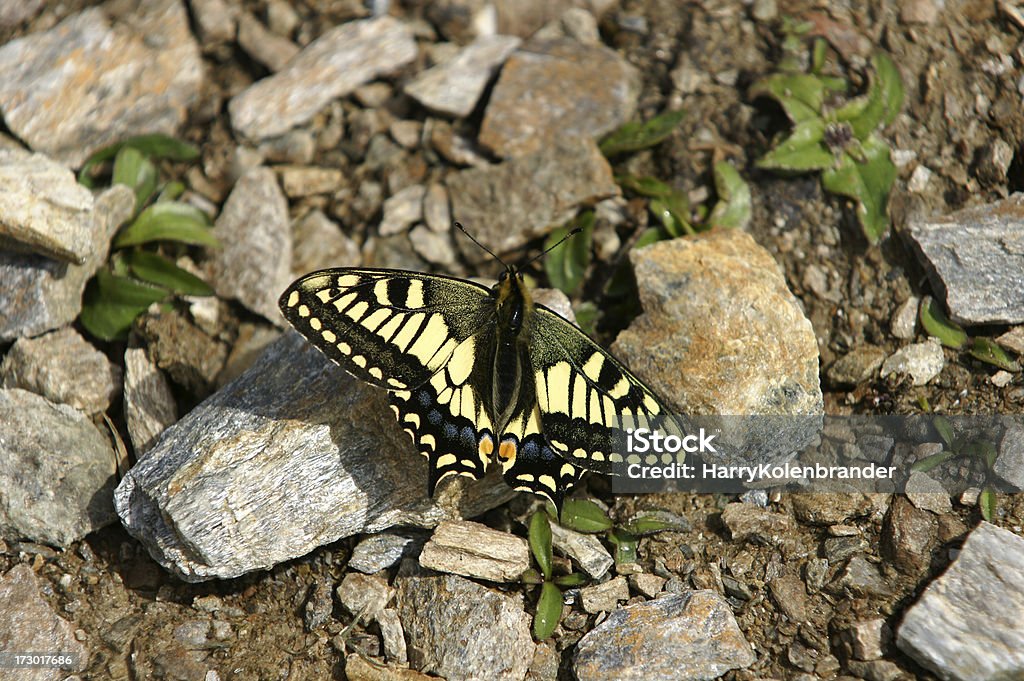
top-left (279, 226), bottom-right (682, 510)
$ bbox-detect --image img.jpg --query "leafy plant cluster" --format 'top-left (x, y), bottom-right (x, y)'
top-left (523, 499), bottom-right (686, 640)
top-left (544, 109), bottom-right (752, 332)
top-left (920, 297), bottom-right (1020, 372)
top-left (78, 134), bottom-right (218, 341)
top-left (751, 20), bottom-right (905, 243)
top-left (912, 414), bottom-right (1000, 521)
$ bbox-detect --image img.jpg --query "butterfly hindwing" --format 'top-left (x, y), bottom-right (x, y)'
top-left (530, 305), bottom-right (684, 476)
top-left (280, 269), bottom-right (492, 392)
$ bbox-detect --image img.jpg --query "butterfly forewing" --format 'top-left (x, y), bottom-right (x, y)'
top-left (280, 269), bottom-right (493, 392)
top-left (529, 306), bottom-right (684, 476)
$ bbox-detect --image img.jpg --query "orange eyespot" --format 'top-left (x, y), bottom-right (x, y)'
top-left (498, 440), bottom-right (517, 462)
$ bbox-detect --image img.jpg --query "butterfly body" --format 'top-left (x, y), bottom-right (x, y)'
top-left (280, 263), bottom-right (680, 510)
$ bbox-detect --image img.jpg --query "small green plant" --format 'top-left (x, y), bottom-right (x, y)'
top-left (522, 499), bottom-right (689, 639)
top-left (78, 135), bottom-right (218, 341)
top-left (912, 414), bottom-right (1000, 520)
top-left (920, 296), bottom-right (1021, 372)
top-left (751, 25), bottom-right (904, 243)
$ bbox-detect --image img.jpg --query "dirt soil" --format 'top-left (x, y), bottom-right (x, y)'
top-left (2, 0), bottom-right (1023, 680)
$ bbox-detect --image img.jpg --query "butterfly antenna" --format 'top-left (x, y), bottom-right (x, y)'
top-left (524, 227), bottom-right (583, 269)
top-left (454, 221), bottom-right (508, 268)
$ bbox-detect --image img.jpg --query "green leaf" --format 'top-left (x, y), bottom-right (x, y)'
top-left (750, 73), bottom-right (831, 124)
top-left (820, 134), bottom-right (896, 242)
top-left (532, 582), bottom-right (563, 640)
top-left (622, 514), bottom-right (688, 536)
top-left (599, 109), bottom-right (686, 157)
top-left (125, 250), bottom-right (214, 296)
top-left (910, 450), bottom-right (955, 473)
top-left (544, 213), bottom-right (594, 296)
top-left (529, 511), bottom-right (554, 581)
top-left (708, 162), bottom-right (752, 230)
top-left (979, 486), bottom-right (997, 521)
top-left (616, 174), bottom-right (674, 198)
top-left (558, 499), bottom-right (613, 533)
top-left (607, 528), bottom-right (639, 564)
top-left (633, 227), bottom-right (663, 250)
top-left (962, 440), bottom-right (998, 469)
top-left (920, 297), bottom-right (968, 350)
top-left (757, 118), bottom-right (833, 172)
top-left (832, 53), bottom-right (905, 141)
top-left (79, 134), bottom-right (200, 188)
top-left (969, 337), bottom-right (1022, 372)
top-left (112, 146), bottom-right (159, 209)
top-left (650, 197), bottom-right (692, 238)
top-left (158, 180), bottom-right (187, 203)
top-left (114, 202), bottom-right (218, 248)
top-left (521, 568), bottom-right (544, 585)
top-left (79, 268), bottom-right (168, 341)
top-left (573, 301), bottom-right (599, 336)
top-left (553, 573), bottom-right (588, 588)
top-left (872, 53), bottom-right (904, 127)
top-left (933, 415), bottom-right (956, 448)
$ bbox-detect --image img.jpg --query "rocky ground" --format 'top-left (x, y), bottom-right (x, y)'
top-left (1, 0), bottom-right (1024, 680)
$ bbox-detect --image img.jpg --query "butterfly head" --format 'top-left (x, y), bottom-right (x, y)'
top-left (493, 265), bottom-right (531, 336)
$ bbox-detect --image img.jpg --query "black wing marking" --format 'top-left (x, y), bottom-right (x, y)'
top-left (529, 305), bottom-right (684, 476)
top-left (279, 268), bottom-right (493, 392)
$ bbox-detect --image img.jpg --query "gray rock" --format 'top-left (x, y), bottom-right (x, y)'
top-left (291, 210), bottom-right (361, 275)
top-left (428, 119), bottom-right (492, 167)
top-left (479, 38), bottom-right (639, 158)
top-left (881, 497), bottom-right (937, 577)
top-left (828, 345), bottom-right (887, 386)
top-left (829, 556), bottom-right (892, 599)
top-left (237, 11), bottom-right (299, 72)
top-left (303, 580), bottom-right (334, 630)
top-left (995, 422), bottom-right (1024, 490)
top-left (0, 1), bottom-right (202, 166)
top-left (377, 608), bottom-right (408, 664)
top-left (423, 183), bottom-right (452, 233)
top-left (349, 530), bottom-right (428, 574)
top-left (337, 573), bottom-right (393, 621)
top-left (897, 522), bottom-right (1024, 681)
top-left (229, 16), bottom-right (417, 140)
top-left (629, 573), bottom-right (666, 598)
top-left (0, 564), bottom-right (87, 677)
top-left (0, 148), bottom-right (94, 264)
top-left (418, 519), bottom-right (530, 582)
top-left (844, 618), bottom-right (889, 661)
top-left (448, 137), bottom-right (617, 263)
top-left (113, 332), bottom-right (514, 581)
top-left (405, 35), bottom-right (521, 117)
top-left (881, 339), bottom-right (945, 386)
top-left (612, 231), bottom-right (823, 467)
top-left (379, 184), bottom-right (426, 236)
top-left (394, 560), bottom-right (535, 681)
top-left (0, 185), bottom-right (135, 342)
top-left (191, 0), bottom-right (237, 44)
top-left (891, 296), bottom-right (920, 340)
top-left (409, 225), bottom-right (457, 267)
top-left (278, 166), bottom-right (344, 198)
top-left (211, 167), bottom-right (291, 324)
top-left (123, 347), bottom-right (178, 456)
top-left (905, 193), bottom-right (1024, 325)
top-left (905, 471), bottom-right (953, 514)
top-left (573, 590), bottom-right (755, 680)
top-left (721, 502), bottom-right (794, 544)
top-left (580, 575), bottom-right (629, 613)
top-left (1, 327), bottom-right (121, 415)
top-left (0, 0), bottom-right (44, 27)
top-left (550, 522), bottom-right (613, 579)
top-left (0, 388), bottom-right (116, 546)
top-left (216, 323), bottom-right (281, 387)
top-left (996, 326), bottom-right (1024, 355)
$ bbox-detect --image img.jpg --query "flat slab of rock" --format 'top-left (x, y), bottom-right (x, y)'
top-left (0, 185), bottom-right (135, 342)
top-left (897, 522), bottom-right (1024, 681)
top-left (0, 389), bottom-right (117, 546)
top-left (0, 564), bottom-right (87, 677)
top-left (394, 560), bottom-right (535, 681)
top-left (0, 148), bottom-right (94, 263)
top-left (1, 327), bottom-right (121, 415)
top-left (0, 1), bottom-right (202, 166)
top-left (229, 16), bottom-right (417, 140)
top-left (448, 137), bottom-right (617, 262)
top-left (573, 590), bottom-right (755, 680)
top-left (479, 38), bottom-right (639, 158)
top-left (123, 347), bottom-right (178, 455)
top-left (210, 167), bottom-right (291, 324)
top-left (905, 193), bottom-right (1024, 325)
top-left (418, 519), bottom-right (530, 582)
top-left (114, 332), bottom-right (514, 581)
top-left (405, 35), bottom-right (521, 118)
top-left (550, 522), bottom-right (613, 579)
